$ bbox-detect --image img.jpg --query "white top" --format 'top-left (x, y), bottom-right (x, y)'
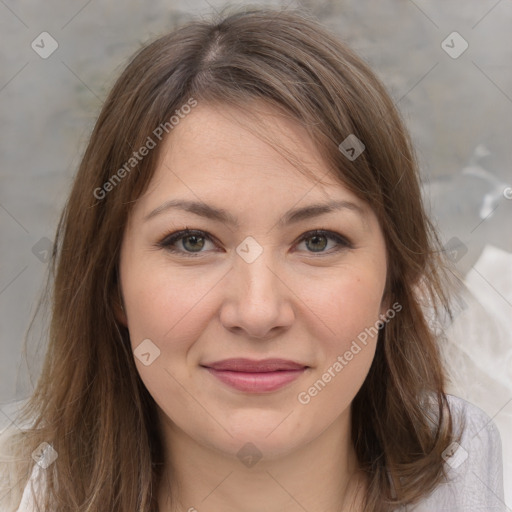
top-left (399, 394), bottom-right (506, 511)
top-left (3, 394), bottom-right (506, 512)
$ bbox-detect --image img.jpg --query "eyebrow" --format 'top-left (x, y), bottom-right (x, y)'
top-left (143, 199), bottom-right (366, 227)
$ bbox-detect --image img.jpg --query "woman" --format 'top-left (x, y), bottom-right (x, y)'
top-left (0, 6), bottom-right (505, 512)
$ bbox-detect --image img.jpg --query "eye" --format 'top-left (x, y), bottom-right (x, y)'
top-left (157, 228), bottom-right (352, 257)
top-left (157, 228), bottom-right (217, 256)
top-left (294, 229), bottom-right (352, 254)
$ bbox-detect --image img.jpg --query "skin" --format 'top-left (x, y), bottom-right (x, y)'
top-left (116, 101), bottom-right (389, 512)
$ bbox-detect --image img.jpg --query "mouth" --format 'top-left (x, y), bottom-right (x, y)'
top-left (200, 358), bottom-right (309, 393)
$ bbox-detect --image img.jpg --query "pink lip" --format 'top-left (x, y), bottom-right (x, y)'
top-left (201, 358), bottom-right (308, 393)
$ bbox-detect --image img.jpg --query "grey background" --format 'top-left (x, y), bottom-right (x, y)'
top-left (1, 0), bottom-right (511, 499)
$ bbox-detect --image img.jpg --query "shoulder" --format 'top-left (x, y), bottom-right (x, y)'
top-left (407, 394), bottom-right (506, 512)
top-left (0, 408), bottom-right (44, 512)
top-left (444, 394), bottom-right (503, 469)
top-left (0, 425), bottom-right (31, 512)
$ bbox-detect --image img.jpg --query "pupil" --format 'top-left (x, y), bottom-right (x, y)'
top-left (183, 235), bottom-right (204, 252)
top-left (308, 235), bottom-right (326, 252)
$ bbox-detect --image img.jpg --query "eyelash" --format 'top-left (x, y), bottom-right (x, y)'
top-left (156, 227), bottom-right (353, 257)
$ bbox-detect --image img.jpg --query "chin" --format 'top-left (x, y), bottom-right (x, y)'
top-left (206, 418), bottom-right (308, 461)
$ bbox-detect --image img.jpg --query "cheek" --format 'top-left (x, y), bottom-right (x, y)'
top-left (305, 266), bottom-right (386, 345)
top-left (121, 261), bottom-right (218, 352)
top-left (121, 264), bottom-right (212, 408)
top-left (297, 271), bottom-right (383, 415)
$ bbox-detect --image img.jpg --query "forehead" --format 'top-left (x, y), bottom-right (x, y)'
top-left (147, 100), bottom-right (351, 196)
top-left (125, 101), bottom-right (379, 238)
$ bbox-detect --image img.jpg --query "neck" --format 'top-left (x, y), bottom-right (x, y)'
top-left (157, 407), bottom-right (367, 512)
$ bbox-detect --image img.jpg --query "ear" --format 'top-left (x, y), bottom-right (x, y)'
top-left (112, 277), bottom-right (128, 327)
top-left (113, 298), bottom-right (128, 327)
top-left (379, 285), bottom-right (392, 318)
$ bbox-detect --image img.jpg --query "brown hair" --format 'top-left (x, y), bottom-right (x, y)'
top-left (1, 6), bottom-right (464, 512)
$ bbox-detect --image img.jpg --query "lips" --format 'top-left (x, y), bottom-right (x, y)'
top-left (202, 358), bottom-right (308, 372)
top-left (201, 358), bottom-right (309, 393)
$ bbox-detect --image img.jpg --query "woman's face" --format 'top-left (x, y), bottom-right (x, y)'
top-left (117, 101), bottom-right (389, 461)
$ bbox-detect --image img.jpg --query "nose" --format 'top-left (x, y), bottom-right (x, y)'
top-left (219, 247), bottom-right (295, 340)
